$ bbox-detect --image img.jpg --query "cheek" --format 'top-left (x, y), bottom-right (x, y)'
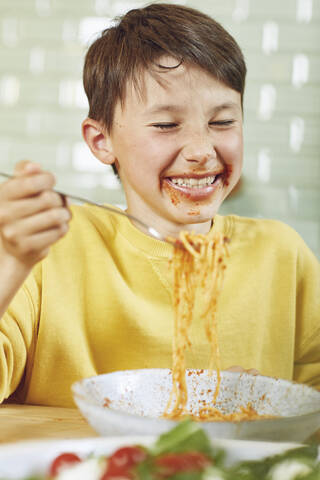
top-left (115, 136), bottom-right (170, 191)
top-left (222, 131), bottom-right (243, 162)
top-left (163, 181), bottom-right (182, 205)
top-left (220, 132), bottom-right (243, 183)
top-left (118, 132), bottom-right (170, 167)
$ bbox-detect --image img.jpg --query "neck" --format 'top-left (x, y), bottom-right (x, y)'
top-left (126, 204), bottom-right (213, 240)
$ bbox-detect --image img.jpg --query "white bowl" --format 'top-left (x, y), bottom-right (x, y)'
top-left (72, 369), bottom-right (320, 442)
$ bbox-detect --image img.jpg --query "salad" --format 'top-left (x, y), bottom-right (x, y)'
top-left (19, 420), bottom-right (319, 480)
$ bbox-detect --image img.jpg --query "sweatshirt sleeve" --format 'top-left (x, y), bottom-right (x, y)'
top-left (0, 271), bottom-right (40, 403)
top-left (294, 237), bottom-right (320, 390)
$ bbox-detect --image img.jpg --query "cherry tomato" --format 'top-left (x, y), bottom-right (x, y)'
top-left (49, 452), bottom-right (82, 476)
top-left (155, 451), bottom-right (210, 476)
top-left (101, 446), bottom-right (147, 479)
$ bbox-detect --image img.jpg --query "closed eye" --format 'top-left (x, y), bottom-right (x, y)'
top-left (152, 123), bottom-right (178, 130)
top-left (152, 120), bottom-right (235, 130)
top-left (209, 120), bottom-right (235, 127)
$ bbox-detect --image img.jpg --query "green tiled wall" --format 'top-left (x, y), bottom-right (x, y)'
top-left (0, 0), bottom-right (319, 257)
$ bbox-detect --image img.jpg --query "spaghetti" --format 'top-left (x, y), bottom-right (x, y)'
top-left (164, 230), bottom-right (267, 422)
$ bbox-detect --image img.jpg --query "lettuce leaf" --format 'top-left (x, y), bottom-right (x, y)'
top-left (151, 419), bottom-right (224, 464)
top-left (230, 444), bottom-right (319, 479)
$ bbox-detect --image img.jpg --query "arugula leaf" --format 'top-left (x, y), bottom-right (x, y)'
top-left (163, 472), bottom-right (204, 480)
top-left (303, 466), bottom-right (320, 480)
top-left (135, 457), bottom-right (156, 480)
top-left (225, 471), bottom-right (256, 480)
top-left (202, 465), bottom-right (229, 479)
top-left (230, 444), bottom-right (319, 480)
top-left (276, 445), bottom-right (319, 462)
top-left (151, 419), bottom-right (224, 465)
top-left (23, 477), bottom-right (44, 480)
top-left (152, 419), bottom-right (209, 456)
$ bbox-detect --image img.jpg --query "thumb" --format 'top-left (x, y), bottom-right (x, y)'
top-left (14, 160), bottom-right (42, 177)
top-left (225, 365), bottom-right (246, 373)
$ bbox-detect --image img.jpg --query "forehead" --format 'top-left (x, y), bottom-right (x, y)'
top-left (117, 58), bottom-right (241, 115)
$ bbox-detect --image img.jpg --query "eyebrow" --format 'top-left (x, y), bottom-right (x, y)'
top-left (146, 104), bottom-right (184, 115)
top-left (145, 101), bottom-right (240, 115)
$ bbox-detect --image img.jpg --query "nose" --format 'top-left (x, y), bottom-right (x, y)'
top-left (181, 133), bottom-right (216, 164)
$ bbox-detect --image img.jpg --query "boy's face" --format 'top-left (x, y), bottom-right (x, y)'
top-left (108, 59), bottom-right (243, 237)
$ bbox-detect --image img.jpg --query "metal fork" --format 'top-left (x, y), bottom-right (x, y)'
top-left (0, 172), bottom-right (177, 246)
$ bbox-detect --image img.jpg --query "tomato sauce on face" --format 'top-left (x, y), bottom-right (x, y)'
top-left (163, 181), bottom-right (182, 205)
top-left (187, 209), bottom-right (200, 216)
top-left (224, 164), bottom-right (233, 187)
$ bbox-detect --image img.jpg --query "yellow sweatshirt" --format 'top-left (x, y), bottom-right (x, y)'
top-left (1, 205), bottom-right (319, 407)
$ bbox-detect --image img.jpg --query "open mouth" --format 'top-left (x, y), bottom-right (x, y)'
top-left (168, 175), bottom-right (219, 188)
top-left (163, 174), bottom-right (224, 202)
top-left (165, 173), bottom-right (223, 190)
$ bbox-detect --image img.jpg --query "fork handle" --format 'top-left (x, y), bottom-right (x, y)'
top-left (0, 172), bottom-right (157, 237)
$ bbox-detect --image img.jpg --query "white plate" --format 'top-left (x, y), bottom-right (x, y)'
top-left (0, 435), bottom-right (318, 479)
top-left (72, 369), bottom-right (320, 442)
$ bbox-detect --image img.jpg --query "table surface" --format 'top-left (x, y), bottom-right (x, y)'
top-left (0, 404), bottom-right (98, 444)
top-left (1, 404), bottom-right (319, 445)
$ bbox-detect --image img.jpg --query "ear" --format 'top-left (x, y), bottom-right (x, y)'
top-left (82, 118), bottom-right (115, 165)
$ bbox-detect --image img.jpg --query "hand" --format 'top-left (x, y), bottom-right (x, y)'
top-left (225, 365), bottom-right (260, 376)
top-left (0, 161), bottom-right (71, 270)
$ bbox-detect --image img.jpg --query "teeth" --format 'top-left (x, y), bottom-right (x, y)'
top-left (170, 176), bottom-right (216, 188)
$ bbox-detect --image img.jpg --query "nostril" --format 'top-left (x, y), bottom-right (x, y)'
top-left (182, 148), bottom-right (215, 163)
top-left (185, 152), bottom-right (213, 162)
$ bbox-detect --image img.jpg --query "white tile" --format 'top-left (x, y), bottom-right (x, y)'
top-left (78, 17), bottom-right (113, 46)
top-left (257, 149), bottom-right (271, 183)
top-left (232, 0), bottom-right (250, 22)
top-left (2, 18), bottom-right (19, 46)
top-left (29, 47), bottom-right (46, 74)
top-left (262, 21), bottom-right (279, 54)
top-left (72, 142), bottom-right (106, 172)
top-left (35, 0), bottom-right (51, 17)
top-left (0, 75), bottom-right (20, 105)
top-left (292, 54), bottom-right (309, 88)
top-left (95, 0), bottom-right (112, 15)
top-left (111, 1), bottom-right (145, 16)
top-left (296, 0), bottom-right (313, 23)
top-left (258, 84), bottom-right (277, 120)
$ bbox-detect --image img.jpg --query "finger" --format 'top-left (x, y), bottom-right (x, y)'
top-left (0, 172), bottom-right (56, 201)
top-left (225, 366), bottom-right (260, 376)
top-left (59, 193), bottom-right (68, 208)
top-left (7, 225), bottom-right (70, 261)
top-left (0, 190), bottom-right (66, 225)
top-left (225, 365), bottom-right (245, 373)
top-left (246, 368), bottom-right (260, 376)
top-left (13, 160), bottom-right (42, 177)
top-left (1, 208), bottom-right (71, 240)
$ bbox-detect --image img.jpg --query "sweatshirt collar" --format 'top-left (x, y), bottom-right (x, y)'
top-left (109, 206), bottom-right (229, 258)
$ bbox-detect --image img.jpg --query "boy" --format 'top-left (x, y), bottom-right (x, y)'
top-left (0, 3), bottom-right (319, 407)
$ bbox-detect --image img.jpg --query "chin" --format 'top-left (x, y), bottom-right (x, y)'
top-left (172, 209), bottom-right (217, 228)
top-left (164, 198), bottom-right (223, 226)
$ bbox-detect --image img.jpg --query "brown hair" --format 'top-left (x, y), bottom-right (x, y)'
top-left (83, 3), bottom-right (247, 176)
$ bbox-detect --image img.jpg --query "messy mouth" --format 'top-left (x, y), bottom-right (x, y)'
top-left (165, 174), bottom-right (222, 189)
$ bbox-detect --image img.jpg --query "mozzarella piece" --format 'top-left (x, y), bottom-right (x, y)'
top-left (55, 457), bottom-right (106, 480)
top-left (268, 459), bottom-right (312, 480)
